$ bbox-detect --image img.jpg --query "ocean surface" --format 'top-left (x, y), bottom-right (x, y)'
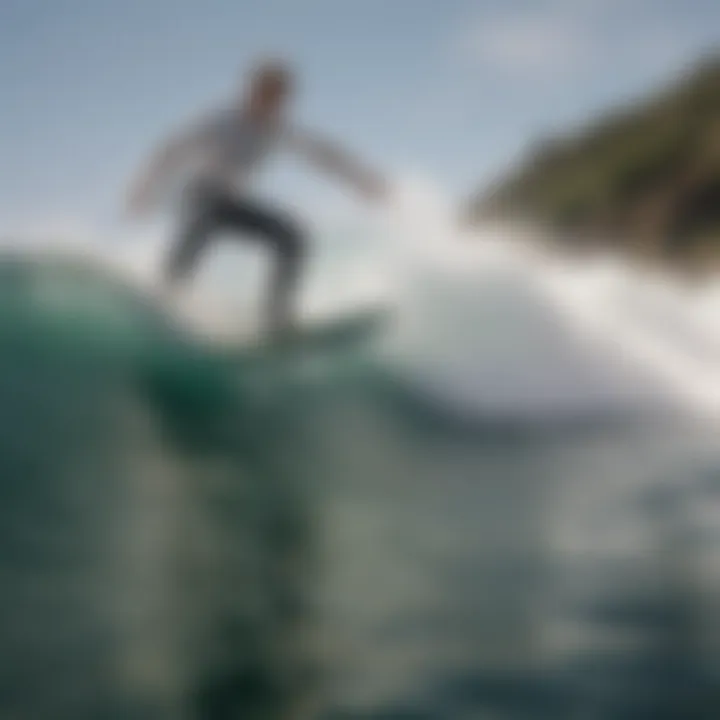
top-left (1, 224), bottom-right (720, 719)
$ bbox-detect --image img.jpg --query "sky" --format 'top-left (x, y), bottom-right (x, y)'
top-left (1, 0), bottom-right (719, 243)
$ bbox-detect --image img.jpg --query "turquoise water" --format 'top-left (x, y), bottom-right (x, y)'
top-left (1, 254), bottom-right (719, 719)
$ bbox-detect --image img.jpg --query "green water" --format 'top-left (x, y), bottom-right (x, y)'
top-left (0, 255), bottom-right (330, 718)
top-left (2, 255), bottom-right (719, 720)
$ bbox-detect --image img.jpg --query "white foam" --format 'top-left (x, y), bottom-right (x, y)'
top-left (383, 178), bottom-right (720, 421)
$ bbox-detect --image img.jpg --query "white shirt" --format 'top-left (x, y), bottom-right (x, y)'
top-left (139, 105), bottom-right (373, 202)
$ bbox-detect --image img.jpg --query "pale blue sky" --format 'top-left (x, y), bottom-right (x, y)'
top-left (1, 0), bottom-right (719, 237)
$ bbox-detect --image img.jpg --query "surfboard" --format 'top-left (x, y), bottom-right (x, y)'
top-left (218, 305), bottom-right (390, 365)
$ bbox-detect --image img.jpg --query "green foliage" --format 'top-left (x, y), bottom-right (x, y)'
top-left (466, 54), bottom-right (720, 260)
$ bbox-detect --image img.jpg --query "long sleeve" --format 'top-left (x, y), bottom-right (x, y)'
top-left (127, 113), bottom-right (217, 213)
top-left (285, 126), bottom-right (385, 197)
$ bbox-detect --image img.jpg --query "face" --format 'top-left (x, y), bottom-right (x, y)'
top-left (247, 74), bottom-right (292, 117)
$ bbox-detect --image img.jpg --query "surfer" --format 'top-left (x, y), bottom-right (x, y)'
top-left (125, 59), bottom-right (388, 338)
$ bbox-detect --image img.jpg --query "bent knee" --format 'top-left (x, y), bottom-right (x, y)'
top-left (274, 219), bottom-right (306, 264)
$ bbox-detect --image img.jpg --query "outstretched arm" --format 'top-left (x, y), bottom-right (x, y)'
top-left (287, 128), bottom-right (389, 202)
top-left (125, 118), bottom-right (211, 218)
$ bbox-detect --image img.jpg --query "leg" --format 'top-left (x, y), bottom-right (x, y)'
top-left (164, 208), bottom-right (215, 290)
top-left (214, 196), bottom-right (306, 337)
top-left (264, 219), bottom-right (304, 337)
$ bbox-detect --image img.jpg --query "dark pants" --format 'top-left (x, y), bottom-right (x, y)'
top-left (166, 182), bottom-right (306, 335)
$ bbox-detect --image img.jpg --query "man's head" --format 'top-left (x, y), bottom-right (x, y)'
top-left (243, 59), bottom-right (294, 118)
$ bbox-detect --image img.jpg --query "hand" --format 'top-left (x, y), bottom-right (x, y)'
top-left (125, 182), bottom-right (154, 220)
top-left (361, 173), bottom-right (390, 203)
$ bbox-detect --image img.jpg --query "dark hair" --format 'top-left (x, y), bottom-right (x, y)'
top-left (250, 58), bottom-right (294, 92)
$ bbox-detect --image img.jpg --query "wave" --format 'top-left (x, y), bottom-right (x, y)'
top-left (1, 240), bottom-right (718, 718)
top-left (0, 252), bottom-right (321, 718)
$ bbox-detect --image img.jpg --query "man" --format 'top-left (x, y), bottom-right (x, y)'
top-left (126, 59), bottom-right (388, 338)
